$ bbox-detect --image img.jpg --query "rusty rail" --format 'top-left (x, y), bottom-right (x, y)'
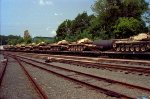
top-left (6, 53), bottom-right (150, 99)
top-left (0, 56), bottom-right (8, 86)
top-left (15, 57), bottom-right (48, 99)
top-left (53, 59), bottom-right (150, 75)
top-left (18, 58), bottom-right (134, 99)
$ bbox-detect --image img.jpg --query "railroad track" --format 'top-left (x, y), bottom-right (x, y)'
top-left (15, 57), bottom-right (49, 99)
top-left (47, 54), bottom-right (150, 66)
top-left (4, 51), bottom-right (150, 66)
top-left (7, 54), bottom-right (150, 99)
top-left (0, 56), bottom-right (8, 86)
top-left (4, 52), bottom-right (150, 75)
top-left (52, 58), bottom-right (150, 76)
top-left (25, 53), bottom-right (149, 76)
top-left (0, 55), bottom-right (49, 99)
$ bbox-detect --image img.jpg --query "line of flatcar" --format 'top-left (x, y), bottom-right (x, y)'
top-left (2, 49), bottom-right (150, 59)
top-left (2, 33), bottom-right (150, 59)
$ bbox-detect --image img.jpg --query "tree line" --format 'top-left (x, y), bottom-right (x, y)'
top-left (0, 30), bottom-right (54, 45)
top-left (55, 0), bottom-right (150, 42)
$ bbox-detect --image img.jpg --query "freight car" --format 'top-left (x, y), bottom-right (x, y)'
top-left (3, 33), bottom-right (150, 58)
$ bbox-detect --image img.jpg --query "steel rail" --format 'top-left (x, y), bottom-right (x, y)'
top-left (0, 56), bottom-right (8, 86)
top-left (52, 59), bottom-right (150, 75)
top-left (17, 58), bottom-right (134, 99)
top-left (9, 52), bottom-right (150, 74)
top-left (6, 54), bottom-right (150, 94)
top-left (5, 53), bottom-right (150, 75)
top-left (4, 51), bottom-right (150, 65)
top-left (19, 57), bottom-right (150, 92)
top-left (7, 53), bottom-right (150, 92)
top-left (47, 54), bottom-right (150, 65)
top-left (15, 57), bottom-right (49, 99)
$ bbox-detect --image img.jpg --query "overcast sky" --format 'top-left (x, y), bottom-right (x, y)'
top-left (1, 0), bottom-right (94, 37)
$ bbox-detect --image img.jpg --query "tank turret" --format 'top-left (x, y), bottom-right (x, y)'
top-left (113, 33), bottom-right (150, 52)
top-left (130, 33), bottom-right (150, 41)
top-left (57, 40), bottom-right (69, 45)
top-left (77, 38), bottom-right (92, 44)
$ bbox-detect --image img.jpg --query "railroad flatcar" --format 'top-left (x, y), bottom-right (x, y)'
top-left (3, 33), bottom-right (150, 56)
top-left (113, 33), bottom-right (150, 52)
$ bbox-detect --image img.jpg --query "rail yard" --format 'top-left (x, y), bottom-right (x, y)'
top-left (1, 0), bottom-right (150, 98)
top-left (0, 51), bottom-right (150, 99)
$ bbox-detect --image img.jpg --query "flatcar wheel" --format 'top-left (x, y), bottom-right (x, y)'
top-left (81, 47), bottom-right (84, 51)
top-left (71, 47), bottom-right (73, 51)
top-left (75, 46), bottom-right (77, 51)
top-left (73, 47), bottom-right (75, 51)
top-left (125, 47), bottom-right (129, 52)
top-left (130, 47), bottom-right (134, 52)
top-left (81, 46), bottom-right (84, 51)
top-left (116, 47), bottom-right (120, 51)
top-left (77, 46), bottom-right (80, 51)
top-left (141, 47), bottom-right (146, 52)
top-left (121, 47), bottom-right (125, 52)
top-left (147, 44), bottom-right (150, 48)
top-left (135, 46), bottom-right (140, 52)
top-left (74, 46), bottom-right (76, 51)
top-left (79, 46), bottom-right (81, 51)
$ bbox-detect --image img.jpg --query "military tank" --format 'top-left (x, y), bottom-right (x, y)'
top-left (49, 40), bottom-right (69, 51)
top-left (3, 45), bottom-right (13, 51)
top-left (37, 42), bottom-right (47, 52)
top-left (68, 38), bottom-right (97, 51)
top-left (24, 43), bottom-right (35, 52)
top-left (32, 43), bottom-right (40, 52)
top-left (113, 33), bottom-right (150, 52)
top-left (19, 44), bottom-right (26, 51)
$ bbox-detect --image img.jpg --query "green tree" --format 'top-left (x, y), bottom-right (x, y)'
top-left (24, 30), bottom-right (31, 39)
top-left (25, 37), bottom-right (32, 44)
top-left (91, 0), bottom-right (149, 39)
top-left (56, 19), bottom-right (72, 39)
top-left (23, 30), bottom-right (32, 44)
top-left (56, 12), bottom-right (95, 41)
top-left (113, 17), bottom-right (146, 38)
top-left (71, 12), bottom-right (93, 34)
top-left (8, 39), bottom-right (18, 45)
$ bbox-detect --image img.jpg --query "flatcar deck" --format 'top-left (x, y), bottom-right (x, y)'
top-left (2, 50), bottom-right (150, 59)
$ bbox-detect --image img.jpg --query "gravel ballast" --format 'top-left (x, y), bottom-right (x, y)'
top-left (0, 57), bottom-right (40, 99)
top-left (21, 58), bottom-right (150, 98)
top-left (20, 56), bottom-right (150, 89)
top-left (22, 61), bottom-right (117, 99)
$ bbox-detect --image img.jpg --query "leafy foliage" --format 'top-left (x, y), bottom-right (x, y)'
top-left (55, 12), bottom-right (95, 41)
top-left (33, 37), bottom-right (54, 44)
top-left (55, 0), bottom-right (149, 42)
top-left (113, 17), bottom-right (146, 38)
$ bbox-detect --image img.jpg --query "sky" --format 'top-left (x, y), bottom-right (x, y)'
top-left (0, 0), bottom-right (94, 37)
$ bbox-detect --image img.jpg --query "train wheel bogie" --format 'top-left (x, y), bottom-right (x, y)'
top-left (141, 46), bottom-right (146, 52)
top-left (135, 46), bottom-right (140, 52)
top-left (130, 47), bottom-right (134, 52)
